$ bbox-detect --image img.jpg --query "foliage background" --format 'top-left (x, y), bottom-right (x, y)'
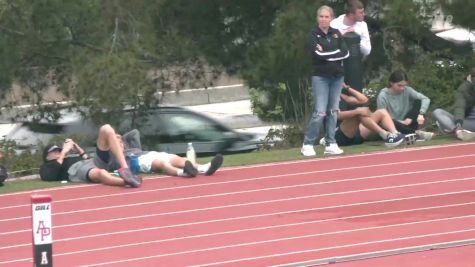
top-left (0, 0), bottom-right (474, 174)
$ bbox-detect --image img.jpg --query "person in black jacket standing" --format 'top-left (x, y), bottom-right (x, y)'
top-left (301, 5), bottom-right (350, 157)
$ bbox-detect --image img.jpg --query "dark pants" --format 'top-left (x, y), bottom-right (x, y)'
top-left (393, 100), bottom-right (421, 134)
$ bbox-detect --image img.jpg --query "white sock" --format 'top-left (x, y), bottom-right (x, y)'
top-left (379, 131), bottom-right (390, 139)
top-left (177, 169), bottom-right (187, 177)
top-left (197, 163), bottom-right (210, 173)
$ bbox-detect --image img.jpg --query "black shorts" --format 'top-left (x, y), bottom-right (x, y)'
top-left (335, 127), bottom-right (364, 146)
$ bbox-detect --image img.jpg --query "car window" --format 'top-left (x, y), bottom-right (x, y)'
top-left (160, 112), bottom-right (228, 142)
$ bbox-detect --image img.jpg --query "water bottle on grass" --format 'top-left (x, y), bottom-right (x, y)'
top-left (186, 143), bottom-right (196, 164)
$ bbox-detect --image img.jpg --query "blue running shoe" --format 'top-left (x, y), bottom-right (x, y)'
top-left (384, 133), bottom-right (405, 147)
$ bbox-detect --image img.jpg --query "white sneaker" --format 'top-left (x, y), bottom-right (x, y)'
top-left (301, 145), bottom-right (316, 156)
top-left (456, 129), bottom-right (475, 141)
top-left (416, 130), bottom-right (434, 142)
top-left (324, 143), bottom-right (343, 155)
top-left (319, 137), bottom-right (326, 146)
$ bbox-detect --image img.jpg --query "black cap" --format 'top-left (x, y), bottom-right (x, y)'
top-left (43, 145), bottom-right (61, 162)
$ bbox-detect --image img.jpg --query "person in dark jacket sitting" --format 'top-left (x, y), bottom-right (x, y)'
top-left (433, 67), bottom-right (475, 141)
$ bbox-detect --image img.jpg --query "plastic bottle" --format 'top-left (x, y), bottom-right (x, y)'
top-left (129, 154), bottom-right (140, 175)
top-left (186, 142), bottom-right (196, 164)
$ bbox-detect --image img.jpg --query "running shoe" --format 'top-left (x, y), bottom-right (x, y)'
top-left (301, 145), bottom-right (316, 156)
top-left (205, 154), bottom-right (223, 175)
top-left (118, 167), bottom-right (142, 187)
top-left (324, 143), bottom-right (343, 155)
top-left (384, 133), bottom-right (405, 147)
top-left (416, 130), bottom-right (434, 142)
top-left (404, 133), bottom-right (417, 145)
top-left (456, 129), bottom-right (475, 141)
top-left (183, 160), bottom-right (198, 177)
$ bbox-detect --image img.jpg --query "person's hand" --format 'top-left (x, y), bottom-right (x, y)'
top-left (62, 139), bottom-right (76, 153)
top-left (400, 118), bottom-right (412, 125)
top-left (342, 26), bottom-right (354, 35)
top-left (316, 44), bottom-right (323, 51)
top-left (417, 114), bottom-right (425, 125)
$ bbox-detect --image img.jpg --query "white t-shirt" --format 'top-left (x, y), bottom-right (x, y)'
top-left (330, 14), bottom-right (371, 57)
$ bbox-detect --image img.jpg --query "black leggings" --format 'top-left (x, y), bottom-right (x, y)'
top-left (393, 100), bottom-right (421, 134)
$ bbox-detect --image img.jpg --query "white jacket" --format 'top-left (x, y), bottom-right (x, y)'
top-left (330, 14), bottom-right (371, 57)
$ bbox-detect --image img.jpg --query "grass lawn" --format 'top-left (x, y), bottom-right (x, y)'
top-left (0, 134), bottom-right (462, 194)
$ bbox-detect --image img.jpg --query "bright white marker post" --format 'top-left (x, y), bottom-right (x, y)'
top-left (31, 195), bottom-right (53, 267)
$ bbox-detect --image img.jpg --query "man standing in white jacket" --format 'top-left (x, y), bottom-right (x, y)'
top-left (330, 0), bottom-right (371, 57)
top-left (330, 0), bottom-right (371, 93)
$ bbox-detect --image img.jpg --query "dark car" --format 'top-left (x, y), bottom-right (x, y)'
top-left (6, 106), bottom-right (265, 155)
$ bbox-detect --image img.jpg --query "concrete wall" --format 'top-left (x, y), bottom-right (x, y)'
top-left (158, 83), bottom-right (250, 106)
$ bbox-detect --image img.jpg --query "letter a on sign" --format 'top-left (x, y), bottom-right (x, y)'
top-left (41, 251), bottom-right (49, 265)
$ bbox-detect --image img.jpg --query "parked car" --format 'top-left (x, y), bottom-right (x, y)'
top-left (2, 106), bottom-right (267, 155)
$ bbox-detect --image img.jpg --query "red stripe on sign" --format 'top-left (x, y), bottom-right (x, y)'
top-left (31, 195), bottom-right (52, 204)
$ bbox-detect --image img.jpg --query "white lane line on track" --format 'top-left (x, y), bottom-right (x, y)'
top-left (192, 237), bottom-right (475, 267)
top-left (2, 188), bottom-right (475, 238)
top-left (66, 220), bottom-right (475, 266)
top-left (2, 167), bottom-right (475, 223)
top-left (1, 142), bottom-right (474, 199)
top-left (2, 199), bottom-right (475, 251)
top-left (2, 153), bottom-right (475, 211)
top-left (2, 214), bottom-right (475, 265)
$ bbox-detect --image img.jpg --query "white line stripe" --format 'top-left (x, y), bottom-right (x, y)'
top-left (62, 215), bottom-right (475, 258)
top-left (1, 142), bottom-right (474, 199)
top-left (2, 154), bottom-right (474, 212)
top-left (2, 188), bottom-right (474, 238)
top-left (75, 220), bottom-right (475, 267)
top-left (5, 216), bottom-right (475, 265)
top-left (193, 235), bottom-right (475, 267)
top-left (273, 241), bottom-right (475, 267)
top-left (3, 200), bottom-right (474, 251)
top-left (2, 169), bottom-right (474, 224)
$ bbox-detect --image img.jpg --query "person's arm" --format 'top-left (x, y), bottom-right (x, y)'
top-left (341, 85), bottom-right (369, 106)
top-left (122, 129), bottom-right (142, 150)
top-left (359, 21), bottom-right (371, 57)
top-left (58, 139), bottom-right (80, 163)
top-left (406, 87), bottom-right (430, 125)
top-left (453, 82), bottom-right (469, 126)
top-left (310, 30), bottom-right (349, 61)
top-left (73, 143), bottom-right (88, 159)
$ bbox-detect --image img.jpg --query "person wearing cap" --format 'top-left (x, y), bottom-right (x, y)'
top-left (120, 129), bottom-right (223, 177)
top-left (433, 67), bottom-right (475, 141)
top-left (40, 124), bottom-right (142, 187)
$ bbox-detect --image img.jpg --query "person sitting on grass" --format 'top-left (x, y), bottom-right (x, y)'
top-left (377, 70), bottom-right (434, 141)
top-left (120, 129), bottom-right (223, 177)
top-left (432, 67), bottom-right (475, 141)
top-left (40, 124), bottom-right (142, 188)
top-left (321, 84), bottom-right (407, 147)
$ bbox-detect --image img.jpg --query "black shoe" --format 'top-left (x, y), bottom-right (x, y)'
top-left (205, 154), bottom-right (223, 175)
top-left (183, 160), bottom-right (198, 177)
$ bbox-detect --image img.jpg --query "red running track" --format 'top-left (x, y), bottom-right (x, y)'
top-left (1, 143), bottom-right (475, 266)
